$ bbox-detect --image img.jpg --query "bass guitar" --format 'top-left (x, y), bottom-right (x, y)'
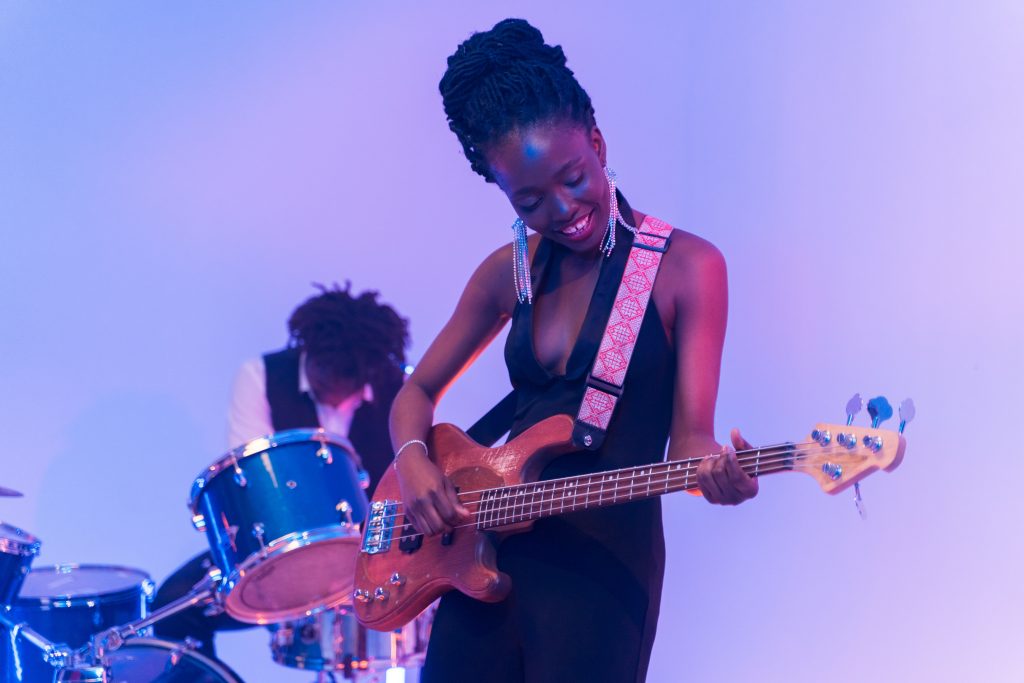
top-left (353, 406), bottom-right (907, 630)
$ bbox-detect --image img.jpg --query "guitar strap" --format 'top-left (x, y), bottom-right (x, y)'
top-left (573, 216), bottom-right (673, 450)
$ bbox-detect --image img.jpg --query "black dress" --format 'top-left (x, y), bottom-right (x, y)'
top-left (422, 210), bottom-right (677, 683)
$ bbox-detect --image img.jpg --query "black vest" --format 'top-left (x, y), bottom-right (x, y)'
top-left (262, 348), bottom-right (400, 491)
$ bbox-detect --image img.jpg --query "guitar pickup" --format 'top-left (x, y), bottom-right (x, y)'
top-left (398, 520), bottom-right (423, 553)
top-left (361, 500), bottom-right (398, 554)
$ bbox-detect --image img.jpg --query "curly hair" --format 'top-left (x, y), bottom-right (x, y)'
top-left (439, 18), bottom-right (596, 183)
top-left (287, 283), bottom-right (409, 389)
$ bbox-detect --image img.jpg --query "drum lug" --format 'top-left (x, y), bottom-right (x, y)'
top-left (316, 439), bottom-right (333, 465)
top-left (191, 514), bottom-right (207, 532)
top-left (252, 522), bottom-right (267, 556)
top-left (337, 500), bottom-right (354, 527)
top-left (231, 456), bottom-right (247, 487)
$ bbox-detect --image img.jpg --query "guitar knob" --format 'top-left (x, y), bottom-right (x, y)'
top-left (353, 589), bottom-right (370, 603)
top-left (374, 587), bottom-right (389, 602)
top-left (389, 572), bottom-right (405, 587)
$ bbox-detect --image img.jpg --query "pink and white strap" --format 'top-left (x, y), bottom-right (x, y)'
top-left (574, 216), bottom-right (673, 449)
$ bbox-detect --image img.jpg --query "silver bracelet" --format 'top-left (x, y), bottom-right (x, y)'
top-left (393, 439), bottom-right (428, 470)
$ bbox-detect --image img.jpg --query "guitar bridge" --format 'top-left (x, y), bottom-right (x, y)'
top-left (362, 500), bottom-right (398, 554)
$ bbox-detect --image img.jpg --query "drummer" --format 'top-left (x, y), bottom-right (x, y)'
top-left (153, 283), bottom-right (411, 658)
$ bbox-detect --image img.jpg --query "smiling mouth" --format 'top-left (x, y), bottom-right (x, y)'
top-left (559, 211), bottom-right (593, 238)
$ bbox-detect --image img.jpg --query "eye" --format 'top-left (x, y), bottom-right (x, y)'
top-left (518, 198), bottom-right (542, 212)
top-left (566, 173), bottom-right (585, 187)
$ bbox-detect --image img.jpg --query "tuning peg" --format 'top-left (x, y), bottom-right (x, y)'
top-left (845, 394), bottom-right (863, 426)
top-left (866, 396), bottom-right (893, 428)
top-left (898, 398), bottom-right (915, 434)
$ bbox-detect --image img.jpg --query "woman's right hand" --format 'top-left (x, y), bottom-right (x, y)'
top-left (394, 448), bottom-right (471, 536)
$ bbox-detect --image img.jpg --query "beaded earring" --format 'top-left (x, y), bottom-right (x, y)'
top-left (511, 217), bottom-right (533, 304)
top-left (600, 167), bottom-right (638, 257)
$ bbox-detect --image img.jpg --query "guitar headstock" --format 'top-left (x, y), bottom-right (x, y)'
top-left (792, 423), bottom-right (906, 494)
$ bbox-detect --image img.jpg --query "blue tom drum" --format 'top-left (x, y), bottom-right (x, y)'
top-left (189, 429), bottom-right (368, 625)
top-left (0, 523), bottom-right (40, 607)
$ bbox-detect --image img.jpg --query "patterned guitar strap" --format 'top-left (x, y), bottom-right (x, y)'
top-left (573, 216), bottom-right (673, 450)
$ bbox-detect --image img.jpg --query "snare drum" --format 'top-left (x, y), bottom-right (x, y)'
top-left (270, 602), bottom-right (435, 678)
top-left (0, 523), bottom-right (40, 606)
top-left (1, 564), bottom-right (153, 683)
top-left (189, 429), bottom-right (369, 624)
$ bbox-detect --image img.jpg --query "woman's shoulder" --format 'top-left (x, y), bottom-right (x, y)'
top-left (465, 234), bottom-right (543, 316)
top-left (641, 216), bottom-right (727, 308)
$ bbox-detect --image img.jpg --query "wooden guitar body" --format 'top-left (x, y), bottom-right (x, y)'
top-left (352, 415), bottom-right (576, 631)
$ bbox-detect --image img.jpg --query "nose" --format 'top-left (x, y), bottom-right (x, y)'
top-left (548, 188), bottom-right (574, 221)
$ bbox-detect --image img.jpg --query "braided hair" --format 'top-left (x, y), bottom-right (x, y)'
top-left (287, 284), bottom-right (409, 389)
top-left (439, 18), bottom-right (596, 183)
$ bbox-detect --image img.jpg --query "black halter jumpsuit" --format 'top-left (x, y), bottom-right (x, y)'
top-left (422, 215), bottom-right (677, 683)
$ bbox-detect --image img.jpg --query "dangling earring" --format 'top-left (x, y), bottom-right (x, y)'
top-left (511, 217), bottom-right (533, 304)
top-left (601, 167), bottom-right (638, 257)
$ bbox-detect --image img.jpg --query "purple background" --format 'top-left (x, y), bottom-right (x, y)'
top-left (2, 2), bottom-right (1022, 681)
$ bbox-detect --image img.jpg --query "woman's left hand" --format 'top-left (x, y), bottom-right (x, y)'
top-left (695, 428), bottom-right (759, 505)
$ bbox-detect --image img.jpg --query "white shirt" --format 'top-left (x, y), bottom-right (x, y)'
top-left (226, 354), bottom-right (367, 449)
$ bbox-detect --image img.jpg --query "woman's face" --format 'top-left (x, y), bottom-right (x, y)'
top-left (486, 121), bottom-right (610, 255)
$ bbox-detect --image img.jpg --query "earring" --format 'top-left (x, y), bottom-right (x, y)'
top-left (601, 167), bottom-right (638, 257)
top-left (511, 217), bottom-right (533, 304)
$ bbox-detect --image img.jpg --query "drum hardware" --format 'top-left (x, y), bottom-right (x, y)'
top-left (0, 609), bottom-right (73, 667)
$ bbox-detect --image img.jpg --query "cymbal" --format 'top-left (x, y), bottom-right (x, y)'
top-left (0, 486), bottom-right (24, 497)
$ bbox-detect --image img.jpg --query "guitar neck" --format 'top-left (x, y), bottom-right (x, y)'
top-left (469, 446), bottom-right (794, 529)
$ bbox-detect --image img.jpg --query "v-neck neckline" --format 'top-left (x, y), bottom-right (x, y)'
top-left (522, 209), bottom-right (649, 381)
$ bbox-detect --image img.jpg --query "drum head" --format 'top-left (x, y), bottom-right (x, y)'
top-left (19, 564), bottom-right (153, 605)
top-left (225, 535), bottom-right (360, 624)
top-left (106, 638), bottom-right (243, 683)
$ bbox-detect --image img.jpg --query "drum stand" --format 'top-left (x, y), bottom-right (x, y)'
top-left (2, 570), bottom-right (221, 682)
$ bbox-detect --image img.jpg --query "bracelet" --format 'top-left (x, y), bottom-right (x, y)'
top-left (393, 439), bottom-right (428, 470)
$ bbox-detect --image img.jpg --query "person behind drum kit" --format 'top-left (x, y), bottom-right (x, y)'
top-left (388, 19), bottom-right (759, 683)
top-left (153, 284), bottom-right (410, 658)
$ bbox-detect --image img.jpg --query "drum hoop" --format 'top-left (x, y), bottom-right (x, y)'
top-left (0, 523), bottom-right (41, 556)
top-left (220, 523), bottom-right (360, 621)
top-left (16, 564), bottom-right (154, 607)
top-left (116, 637), bottom-right (244, 682)
top-left (188, 428), bottom-right (357, 514)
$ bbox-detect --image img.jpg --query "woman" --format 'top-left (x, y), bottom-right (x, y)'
top-left (390, 18), bottom-right (758, 682)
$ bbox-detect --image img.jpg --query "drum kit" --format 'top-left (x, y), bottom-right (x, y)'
top-left (0, 429), bottom-right (433, 682)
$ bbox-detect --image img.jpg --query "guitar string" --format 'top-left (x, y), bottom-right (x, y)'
top-left (372, 445), bottom-right (859, 544)
top-left (378, 463), bottom-right (797, 545)
top-left (370, 440), bottom-right (819, 526)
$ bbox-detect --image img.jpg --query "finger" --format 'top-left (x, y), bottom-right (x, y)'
top-left (730, 428), bottom-right (753, 452)
top-left (709, 450), bottom-right (739, 505)
top-left (410, 499), bottom-right (444, 536)
top-left (430, 488), bottom-right (457, 531)
top-left (697, 454), bottom-right (724, 503)
top-left (724, 448), bottom-right (759, 498)
top-left (444, 479), bottom-right (472, 521)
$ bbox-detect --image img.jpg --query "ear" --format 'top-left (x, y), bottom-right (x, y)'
top-left (591, 126), bottom-right (607, 167)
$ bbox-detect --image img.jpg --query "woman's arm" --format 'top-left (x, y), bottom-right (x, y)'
top-left (390, 242), bottom-right (521, 534)
top-left (664, 231), bottom-right (758, 505)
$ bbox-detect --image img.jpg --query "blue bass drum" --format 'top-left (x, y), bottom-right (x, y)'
top-left (189, 429), bottom-right (368, 625)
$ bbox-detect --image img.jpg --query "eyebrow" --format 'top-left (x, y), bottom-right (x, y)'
top-left (512, 157), bottom-right (583, 197)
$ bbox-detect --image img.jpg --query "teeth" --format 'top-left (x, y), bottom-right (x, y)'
top-left (562, 215), bottom-right (589, 235)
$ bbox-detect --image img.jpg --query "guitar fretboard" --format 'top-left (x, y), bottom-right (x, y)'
top-left (470, 449), bottom-right (793, 529)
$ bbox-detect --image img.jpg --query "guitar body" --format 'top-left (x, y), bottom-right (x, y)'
top-left (352, 414), bottom-right (576, 631)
